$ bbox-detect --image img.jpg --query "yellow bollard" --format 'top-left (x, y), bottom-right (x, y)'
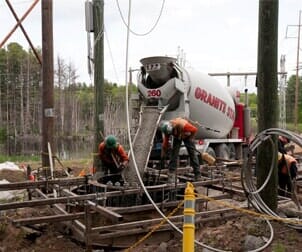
top-left (183, 182), bottom-right (195, 252)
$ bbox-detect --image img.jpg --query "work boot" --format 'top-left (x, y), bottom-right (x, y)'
top-left (168, 172), bottom-right (179, 184)
top-left (194, 174), bottom-right (203, 182)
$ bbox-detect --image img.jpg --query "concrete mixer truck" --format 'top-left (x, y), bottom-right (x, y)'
top-left (135, 56), bottom-right (251, 162)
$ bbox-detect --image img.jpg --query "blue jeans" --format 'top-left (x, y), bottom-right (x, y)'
top-left (168, 137), bottom-right (200, 176)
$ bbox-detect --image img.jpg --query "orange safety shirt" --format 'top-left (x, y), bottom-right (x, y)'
top-left (162, 118), bottom-right (198, 149)
top-left (98, 142), bottom-right (129, 165)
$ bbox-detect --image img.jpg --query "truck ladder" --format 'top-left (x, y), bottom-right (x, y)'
top-left (123, 106), bottom-right (168, 185)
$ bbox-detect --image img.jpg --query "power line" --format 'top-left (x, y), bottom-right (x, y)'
top-left (104, 26), bottom-right (120, 83)
top-left (281, 10), bottom-right (301, 130)
top-left (115, 0), bottom-right (165, 36)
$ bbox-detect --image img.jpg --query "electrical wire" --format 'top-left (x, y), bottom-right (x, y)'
top-left (116, 0), bottom-right (165, 36)
top-left (93, 27), bottom-right (104, 48)
top-left (104, 26), bottom-right (120, 83)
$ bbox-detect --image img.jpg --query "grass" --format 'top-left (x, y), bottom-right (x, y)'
top-left (0, 154), bottom-right (40, 163)
top-left (0, 154), bottom-right (92, 178)
top-left (0, 155), bottom-right (91, 166)
top-left (272, 243), bottom-right (285, 252)
top-left (285, 123), bottom-right (302, 133)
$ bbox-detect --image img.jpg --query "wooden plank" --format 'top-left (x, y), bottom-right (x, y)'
top-left (12, 212), bottom-right (84, 226)
top-left (59, 188), bottom-right (123, 222)
top-left (91, 225), bottom-right (180, 240)
top-left (88, 178), bottom-right (224, 196)
top-left (109, 194), bottom-right (231, 214)
top-left (84, 204), bottom-right (92, 250)
top-left (91, 207), bottom-right (236, 233)
top-left (0, 194), bottom-right (97, 210)
top-left (34, 188), bottom-right (86, 233)
top-left (90, 211), bottom-right (242, 240)
top-left (0, 177), bottom-right (86, 191)
top-left (87, 201), bottom-right (123, 222)
top-left (207, 184), bottom-right (245, 197)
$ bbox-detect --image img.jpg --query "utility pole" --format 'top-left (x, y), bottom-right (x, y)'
top-left (41, 0), bottom-right (54, 175)
top-left (92, 0), bottom-right (104, 173)
top-left (256, 0), bottom-right (279, 211)
top-left (294, 10), bottom-right (301, 130)
top-left (279, 55), bottom-right (287, 129)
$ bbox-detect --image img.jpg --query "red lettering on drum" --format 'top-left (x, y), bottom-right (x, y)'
top-left (226, 106), bottom-right (235, 121)
top-left (194, 87), bottom-right (234, 120)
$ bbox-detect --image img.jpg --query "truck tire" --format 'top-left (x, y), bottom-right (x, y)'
top-left (215, 144), bottom-right (230, 159)
top-left (228, 143), bottom-right (236, 160)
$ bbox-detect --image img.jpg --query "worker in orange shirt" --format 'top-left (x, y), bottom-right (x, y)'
top-left (161, 117), bottom-right (201, 183)
top-left (278, 135), bottom-right (290, 154)
top-left (98, 135), bottom-right (129, 175)
top-left (278, 152), bottom-right (298, 197)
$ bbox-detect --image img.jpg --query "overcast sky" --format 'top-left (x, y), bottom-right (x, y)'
top-left (1, 0), bottom-right (301, 93)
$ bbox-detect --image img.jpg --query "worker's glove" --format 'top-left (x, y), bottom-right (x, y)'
top-left (118, 161), bottom-right (128, 171)
top-left (118, 164), bottom-right (126, 171)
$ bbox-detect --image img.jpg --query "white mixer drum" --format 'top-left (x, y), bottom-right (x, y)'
top-left (185, 69), bottom-right (236, 138)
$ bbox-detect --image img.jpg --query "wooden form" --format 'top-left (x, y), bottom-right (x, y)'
top-left (0, 165), bottom-right (247, 250)
top-left (0, 177), bottom-right (87, 191)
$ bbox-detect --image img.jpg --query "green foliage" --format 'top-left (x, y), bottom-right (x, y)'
top-left (0, 41), bottom-right (138, 156)
top-left (272, 242), bottom-right (285, 252)
top-left (0, 155), bottom-right (40, 163)
top-left (286, 75), bottom-right (302, 123)
top-left (238, 80), bottom-right (302, 134)
top-left (286, 123), bottom-right (302, 133)
top-left (6, 42), bottom-right (27, 73)
top-left (0, 128), bottom-right (7, 143)
top-left (0, 48), bottom-right (6, 71)
top-left (104, 79), bottom-right (138, 100)
top-left (250, 117), bottom-right (258, 134)
top-left (240, 92), bottom-right (257, 117)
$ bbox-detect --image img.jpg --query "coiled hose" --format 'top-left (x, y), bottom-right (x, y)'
top-left (241, 128), bottom-right (302, 230)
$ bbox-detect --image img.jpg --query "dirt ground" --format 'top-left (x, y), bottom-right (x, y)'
top-left (1, 206), bottom-right (302, 252)
top-left (0, 160), bottom-right (87, 252)
top-left (0, 213), bottom-right (86, 252)
top-left (1, 160), bottom-right (302, 252)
